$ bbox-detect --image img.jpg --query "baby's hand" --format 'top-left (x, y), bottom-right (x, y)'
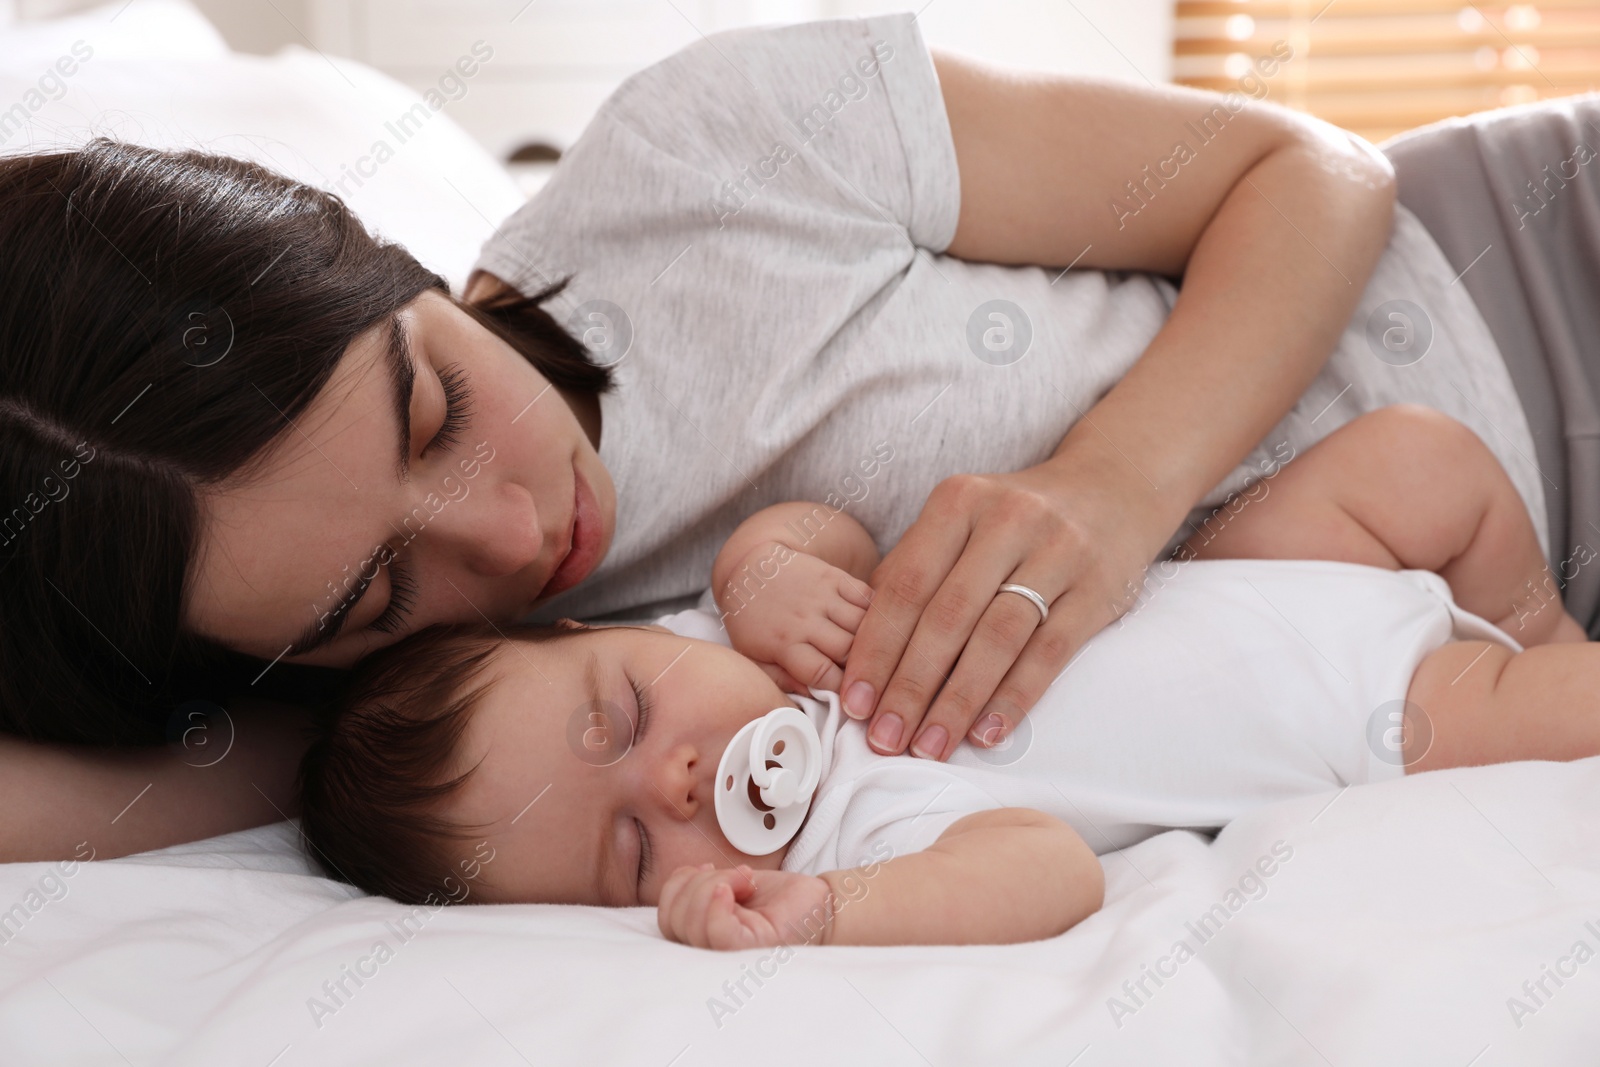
top-left (657, 863), bottom-right (834, 950)
top-left (718, 542), bottom-right (873, 693)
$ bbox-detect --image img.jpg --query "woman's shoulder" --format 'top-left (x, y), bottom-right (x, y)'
top-left (469, 13), bottom-right (954, 297)
top-left (598, 14), bottom-right (921, 131)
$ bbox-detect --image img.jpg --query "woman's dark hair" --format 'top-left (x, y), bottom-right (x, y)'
top-left (0, 138), bottom-right (611, 745)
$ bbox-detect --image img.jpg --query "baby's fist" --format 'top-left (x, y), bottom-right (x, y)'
top-left (657, 863), bottom-right (834, 950)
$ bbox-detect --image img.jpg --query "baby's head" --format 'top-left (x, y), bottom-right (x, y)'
top-left (298, 619), bottom-right (798, 908)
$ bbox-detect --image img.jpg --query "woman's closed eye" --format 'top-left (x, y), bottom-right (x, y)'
top-left (361, 364), bottom-right (472, 640)
top-left (426, 363), bottom-right (473, 455)
top-left (366, 555), bottom-right (417, 636)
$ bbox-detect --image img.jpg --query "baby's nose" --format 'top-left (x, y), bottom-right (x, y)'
top-left (647, 745), bottom-right (700, 820)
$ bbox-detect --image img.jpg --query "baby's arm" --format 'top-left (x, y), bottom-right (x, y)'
top-left (710, 503), bottom-right (882, 691)
top-left (712, 501), bottom-right (881, 588)
top-left (1180, 405), bottom-right (1585, 645)
top-left (657, 808), bottom-right (1104, 949)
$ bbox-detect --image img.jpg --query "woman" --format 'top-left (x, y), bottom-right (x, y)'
top-left (0, 14), bottom-right (1576, 863)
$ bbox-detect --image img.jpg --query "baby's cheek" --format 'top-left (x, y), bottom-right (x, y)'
top-left (647, 828), bottom-right (766, 904)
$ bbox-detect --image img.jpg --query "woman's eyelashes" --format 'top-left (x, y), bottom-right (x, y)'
top-left (425, 363), bottom-right (473, 455)
top-left (367, 556), bottom-right (417, 635)
top-left (360, 364), bottom-right (469, 644)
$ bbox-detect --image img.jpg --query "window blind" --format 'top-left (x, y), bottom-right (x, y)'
top-left (1174, 1), bottom-right (1600, 143)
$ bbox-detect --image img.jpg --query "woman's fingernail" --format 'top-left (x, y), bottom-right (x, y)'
top-left (911, 724), bottom-right (947, 760)
top-left (869, 713), bottom-right (903, 751)
top-left (844, 681), bottom-right (875, 719)
top-left (971, 713), bottom-right (1008, 746)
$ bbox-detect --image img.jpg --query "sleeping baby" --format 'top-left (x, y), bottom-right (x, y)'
top-left (298, 404), bottom-right (1594, 949)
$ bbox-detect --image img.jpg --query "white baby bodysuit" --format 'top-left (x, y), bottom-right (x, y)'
top-left (655, 558), bottom-right (1522, 877)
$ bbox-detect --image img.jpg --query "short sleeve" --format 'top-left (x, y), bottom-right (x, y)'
top-left (783, 762), bottom-right (1004, 875)
top-left (649, 605), bottom-right (731, 646)
top-left (471, 13), bottom-right (963, 297)
top-left (854, 797), bottom-right (1002, 867)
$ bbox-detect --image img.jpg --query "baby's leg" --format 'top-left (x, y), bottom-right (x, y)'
top-left (1405, 638), bottom-right (1600, 771)
top-left (1181, 404), bottom-right (1584, 646)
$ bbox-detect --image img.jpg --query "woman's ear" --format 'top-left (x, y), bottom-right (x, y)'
top-left (554, 617), bottom-right (588, 631)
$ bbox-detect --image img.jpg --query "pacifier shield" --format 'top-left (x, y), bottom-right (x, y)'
top-left (714, 706), bottom-right (822, 855)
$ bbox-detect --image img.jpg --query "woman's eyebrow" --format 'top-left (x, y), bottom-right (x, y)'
top-left (384, 312), bottom-right (416, 483)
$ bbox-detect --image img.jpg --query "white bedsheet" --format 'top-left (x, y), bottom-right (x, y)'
top-left (3, 757), bottom-right (1598, 1066)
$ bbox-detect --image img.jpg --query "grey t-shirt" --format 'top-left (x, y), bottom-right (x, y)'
top-left (473, 13), bottom-right (1546, 624)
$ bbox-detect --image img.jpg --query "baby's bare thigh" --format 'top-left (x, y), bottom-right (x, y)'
top-left (1405, 638), bottom-right (1600, 772)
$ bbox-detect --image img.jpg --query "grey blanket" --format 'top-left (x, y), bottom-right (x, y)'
top-left (1386, 94), bottom-right (1600, 635)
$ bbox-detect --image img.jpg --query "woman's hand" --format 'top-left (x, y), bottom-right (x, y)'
top-left (839, 452), bottom-right (1167, 761)
top-left (657, 863), bottom-right (834, 950)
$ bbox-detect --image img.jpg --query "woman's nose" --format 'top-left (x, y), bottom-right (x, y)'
top-left (416, 477), bottom-right (542, 578)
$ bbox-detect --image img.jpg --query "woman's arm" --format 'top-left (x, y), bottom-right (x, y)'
top-left (0, 698), bottom-right (311, 863)
top-left (657, 807), bottom-right (1103, 948)
top-left (840, 50), bottom-right (1398, 760)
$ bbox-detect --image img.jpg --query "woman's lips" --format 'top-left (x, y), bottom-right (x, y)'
top-left (538, 464), bottom-right (602, 600)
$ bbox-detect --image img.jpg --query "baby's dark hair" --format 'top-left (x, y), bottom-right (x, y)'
top-left (297, 620), bottom-right (590, 905)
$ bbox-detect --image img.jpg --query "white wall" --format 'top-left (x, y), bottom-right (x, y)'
top-left (64, 0), bottom-right (1173, 80)
top-left (15, 0), bottom-right (312, 51)
top-left (188, 0), bottom-right (310, 55)
top-left (820, 0), bottom-right (1173, 83)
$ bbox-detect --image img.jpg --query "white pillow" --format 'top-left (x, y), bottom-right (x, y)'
top-left (0, 44), bottom-right (527, 292)
top-left (0, 0), bottom-right (230, 66)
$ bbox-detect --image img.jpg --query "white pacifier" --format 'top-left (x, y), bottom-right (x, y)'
top-left (714, 706), bottom-right (823, 855)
